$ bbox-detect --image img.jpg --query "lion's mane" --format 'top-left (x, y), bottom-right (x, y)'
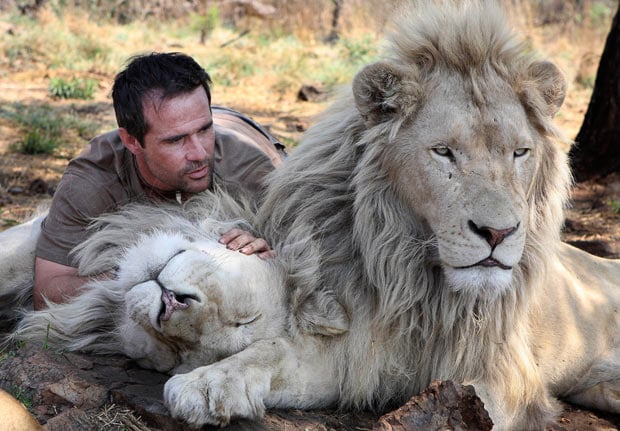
top-left (258, 0), bottom-right (572, 426)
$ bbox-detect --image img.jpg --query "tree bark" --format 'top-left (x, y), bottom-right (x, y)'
top-left (569, 2), bottom-right (620, 181)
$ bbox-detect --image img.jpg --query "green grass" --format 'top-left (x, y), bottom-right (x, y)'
top-left (609, 199), bottom-right (620, 213)
top-left (1, 103), bottom-right (100, 155)
top-left (49, 77), bottom-right (98, 100)
top-left (0, 218), bottom-right (21, 228)
top-left (0, 349), bottom-right (16, 363)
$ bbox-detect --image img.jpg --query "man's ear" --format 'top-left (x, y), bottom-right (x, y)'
top-left (119, 128), bottom-right (142, 155)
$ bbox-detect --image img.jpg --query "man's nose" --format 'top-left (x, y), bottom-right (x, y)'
top-left (185, 134), bottom-right (208, 160)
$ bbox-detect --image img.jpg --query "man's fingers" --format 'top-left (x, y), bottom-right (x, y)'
top-left (220, 229), bottom-right (253, 251)
top-left (257, 249), bottom-right (277, 260)
top-left (219, 229), bottom-right (273, 256)
top-left (240, 238), bottom-right (270, 255)
top-left (219, 228), bottom-right (245, 246)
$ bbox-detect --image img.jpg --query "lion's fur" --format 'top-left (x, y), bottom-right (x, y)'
top-left (0, 213), bottom-right (45, 331)
top-left (255, 1), bottom-right (613, 429)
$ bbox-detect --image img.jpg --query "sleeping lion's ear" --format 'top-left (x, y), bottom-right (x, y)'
top-left (353, 61), bottom-right (418, 127)
top-left (526, 60), bottom-right (566, 117)
top-left (295, 291), bottom-right (349, 336)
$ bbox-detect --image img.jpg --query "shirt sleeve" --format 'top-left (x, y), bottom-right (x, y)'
top-left (35, 171), bottom-right (117, 267)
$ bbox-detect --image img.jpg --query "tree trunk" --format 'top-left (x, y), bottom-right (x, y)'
top-left (569, 2), bottom-right (620, 181)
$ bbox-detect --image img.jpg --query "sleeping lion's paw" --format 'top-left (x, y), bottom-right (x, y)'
top-left (164, 362), bottom-right (270, 427)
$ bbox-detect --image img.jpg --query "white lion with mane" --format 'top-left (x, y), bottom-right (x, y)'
top-left (1, 1), bottom-right (620, 430)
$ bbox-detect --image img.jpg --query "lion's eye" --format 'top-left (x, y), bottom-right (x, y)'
top-left (432, 146), bottom-right (453, 159)
top-left (234, 314), bottom-right (261, 327)
top-left (514, 148), bottom-right (530, 158)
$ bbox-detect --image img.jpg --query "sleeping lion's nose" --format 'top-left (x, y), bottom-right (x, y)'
top-left (159, 287), bottom-right (190, 322)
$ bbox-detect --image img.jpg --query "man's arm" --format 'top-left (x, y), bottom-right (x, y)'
top-left (33, 257), bottom-right (91, 310)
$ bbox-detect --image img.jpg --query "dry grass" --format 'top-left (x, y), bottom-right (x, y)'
top-left (94, 404), bottom-right (151, 431)
top-left (0, 0), bottom-right (616, 227)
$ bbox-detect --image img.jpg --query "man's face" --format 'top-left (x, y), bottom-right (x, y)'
top-left (127, 86), bottom-right (215, 194)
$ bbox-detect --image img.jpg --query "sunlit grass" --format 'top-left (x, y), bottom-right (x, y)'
top-left (0, 0), bottom-right (614, 153)
top-left (0, 103), bottom-right (100, 156)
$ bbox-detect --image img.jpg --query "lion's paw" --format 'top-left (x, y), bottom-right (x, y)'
top-left (164, 363), bottom-right (269, 427)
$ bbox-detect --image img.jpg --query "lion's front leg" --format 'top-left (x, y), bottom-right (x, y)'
top-left (164, 356), bottom-right (270, 427)
top-left (164, 336), bottom-right (339, 427)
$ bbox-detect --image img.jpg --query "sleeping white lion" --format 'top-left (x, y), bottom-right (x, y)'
top-left (1, 193), bottom-right (349, 423)
top-left (1, 195), bottom-right (293, 374)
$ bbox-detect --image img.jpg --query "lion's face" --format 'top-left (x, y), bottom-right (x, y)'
top-left (114, 232), bottom-right (287, 373)
top-left (354, 60), bottom-right (567, 296)
top-left (393, 76), bottom-right (533, 293)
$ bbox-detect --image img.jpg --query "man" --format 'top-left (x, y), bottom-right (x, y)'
top-left (33, 52), bottom-right (286, 310)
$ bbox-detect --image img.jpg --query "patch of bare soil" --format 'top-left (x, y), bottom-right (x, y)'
top-left (563, 173), bottom-right (620, 258)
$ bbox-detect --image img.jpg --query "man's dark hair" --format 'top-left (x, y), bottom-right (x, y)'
top-left (112, 52), bottom-right (212, 145)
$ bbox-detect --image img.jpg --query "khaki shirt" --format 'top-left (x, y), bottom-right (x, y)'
top-left (36, 106), bottom-right (285, 267)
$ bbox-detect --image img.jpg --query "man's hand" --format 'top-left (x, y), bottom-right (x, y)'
top-left (219, 228), bottom-right (275, 259)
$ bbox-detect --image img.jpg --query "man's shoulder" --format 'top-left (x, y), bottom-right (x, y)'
top-left (60, 129), bottom-right (141, 203)
top-left (67, 130), bottom-right (130, 177)
top-left (212, 106), bottom-right (286, 166)
top-left (79, 129), bottom-right (123, 160)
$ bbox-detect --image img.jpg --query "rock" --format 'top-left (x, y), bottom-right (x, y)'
top-left (297, 85), bottom-right (329, 102)
top-left (0, 343), bottom-right (377, 430)
top-left (28, 178), bottom-right (48, 195)
top-left (373, 380), bottom-right (493, 431)
top-left (44, 408), bottom-right (101, 431)
top-left (7, 186), bottom-right (24, 195)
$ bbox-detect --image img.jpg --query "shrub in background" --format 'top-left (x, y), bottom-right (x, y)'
top-left (48, 77), bottom-right (97, 100)
top-left (1, 103), bottom-right (99, 155)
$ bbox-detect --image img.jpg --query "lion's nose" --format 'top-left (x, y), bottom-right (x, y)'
top-left (468, 220), bottom-right (519, 249)
top-left (160, 287), bottom-right (190, 322)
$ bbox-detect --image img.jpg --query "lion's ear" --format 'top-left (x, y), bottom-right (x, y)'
top-left (295, 291), bottom-right (349, 336)
top-left (526, 61), bottom-right (567, 117)
top-left (353, 61), bottom-right (417, 126)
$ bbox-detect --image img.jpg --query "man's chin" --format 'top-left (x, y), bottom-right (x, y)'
top-left (182, 176), bottom-right (212, 194)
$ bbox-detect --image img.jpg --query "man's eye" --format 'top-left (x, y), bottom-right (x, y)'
top-left (165, 136), bottom-right (184, 145)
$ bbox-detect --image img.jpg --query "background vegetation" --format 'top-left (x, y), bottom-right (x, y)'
top-left (0, 0), bottom-right (617, 225)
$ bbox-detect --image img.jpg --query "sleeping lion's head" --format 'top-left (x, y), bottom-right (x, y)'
top-left (114, 231), bottom-right (287, 373)
top-left (350, 0), bottom-right (572, 296)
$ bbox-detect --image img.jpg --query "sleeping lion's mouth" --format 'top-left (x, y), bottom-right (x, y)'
top-left (157, 287), bottom-right (200, 324)
top-left (152, 249), bottom-right (201, 326)
top-left (457, 257), bottom-right (512, 271)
